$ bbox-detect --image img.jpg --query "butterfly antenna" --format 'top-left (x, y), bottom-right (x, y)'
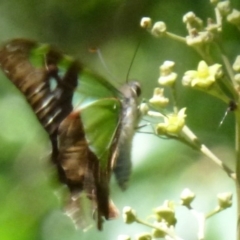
top-left (89, 47), bottom-right (118, 82)
top-left (125, 39), bottom-right (142, 82)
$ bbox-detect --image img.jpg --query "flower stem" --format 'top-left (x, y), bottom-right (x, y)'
top-left (165, 32), bottom-right (186, 43)
top-left (135, 217), bottom-right (184, 240)
top-left (205, 206), bottom-right (222, 219)
top-left (181, 126), bottom-right (236, 180)
top-left (234, 109), bottom-right (240, 240)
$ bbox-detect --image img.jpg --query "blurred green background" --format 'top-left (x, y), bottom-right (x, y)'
top-left (0, 0), bottom-right (239, 239)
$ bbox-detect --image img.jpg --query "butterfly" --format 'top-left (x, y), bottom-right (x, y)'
top-left (0, 39), bottom-right (141, 230)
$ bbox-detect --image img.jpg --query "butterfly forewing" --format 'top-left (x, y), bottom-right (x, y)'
top-left (0, 39), bottom-right (78, 135)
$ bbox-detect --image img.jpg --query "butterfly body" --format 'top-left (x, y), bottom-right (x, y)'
top-left (0, 39), bottom-right (141, 229)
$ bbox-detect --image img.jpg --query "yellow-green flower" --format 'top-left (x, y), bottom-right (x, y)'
top-left (149, 88), bottom-right (169, 108)
top-left (182, 61), bottom-right (222, 89)
top-left (156, 108), bottom-right (186, 135)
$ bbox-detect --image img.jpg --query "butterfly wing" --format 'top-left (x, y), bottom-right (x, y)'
top-left (0, 39), bottom-right (79, 187)
top-left (58, 69), bottom-right (123, 229)
top-left (0, 39), bottom-right (139, 230)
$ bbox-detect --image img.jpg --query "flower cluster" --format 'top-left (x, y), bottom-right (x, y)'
top-left (120, 1), bottom-right (240, 239)
top-left (119, 189), bottom-right (232, 240)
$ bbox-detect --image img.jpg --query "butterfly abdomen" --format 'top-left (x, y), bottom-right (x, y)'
top-left (114, 81), bottom-right (141, 190)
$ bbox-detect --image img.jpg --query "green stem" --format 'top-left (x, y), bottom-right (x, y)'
top-left (192, 210), bottom-right (205, 240)
top-left (170, 84), bottom-right (178, 114)
top-left (220, 51), bottom-right (236, 85)
top-left (135, 217), bottom-right (184, 240)
top-left (215, 40), bottom-right (237, 93)
top-left (234, 109), bottom-right (240, 240)
top-left (214, 7), bottom-right (222, 31)
top-left (193, 46), bottom-right (213, 64)
top-left (147, 110), bottom-right (235, 179)
top-left (181, 126), bottom-right (236, 180)
top-left (184, 205), bottom-right (206, 240)
top-left (205, 206), bottom-right (222, 219)
top-left (165, 32), bottom-right (186, 43)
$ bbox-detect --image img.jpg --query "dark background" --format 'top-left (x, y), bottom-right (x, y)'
top-left (0, 0), bottom-right (239, 239)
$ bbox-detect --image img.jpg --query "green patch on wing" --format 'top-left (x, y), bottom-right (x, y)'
top-left (57, 55), bottom-right (75, 78)
top-left (28, 43), bottom-right (50, 68)
top-left (80, 98), bottom-right (121, 169)
top-left (73, 69), bottom-right (123, 169)
top-left (73, 69), bottom-right (121, 108)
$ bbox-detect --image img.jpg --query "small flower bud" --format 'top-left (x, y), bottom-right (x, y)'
top-left (158, 73), bottom-right (177, 86)
top-left (183, 12), bottom-right (196, 24)
top-left (123, 206), bottom-right (136, 224)
top-left (154, 201), bottom-right (176, 225)
top-left (118, 235), bottom-right (131, 240)
top-left (234, 73), bottom-right (240, 83)
top-left (227, 9), bottom-right (240, 26)
top-left (217, 192), bottom-right (233, 209)
top-left (139, 102), bottom-right (149, 115)
top-left (152, 228), bottom-right (166, 238)
top-left (233, 56), bottom-right (240, 72)
top-left (149, 88), bottom-right (169, 108)
top-left (140, 17), bottom-right (152, 29)
top-left (183, 12), bottom-right (203, 32)
top-left (182, 75), bottom-right (192, 86)
top-left (151, 21), bottom-right (167, 37)
top-left (217, 1), bottom-right (231, 16)
top-left (135, 233), bottom-right (152, 240)
top-left (210, 0), bottom-right (219, 4)
top-left (158, 61), bottom-right (177, 86)
top-left (160, 60), bottom-right (175, 74)
top-left (161, 61), bottom-right (174, 70)
top-left (180, 188), bottom-right (195, 207)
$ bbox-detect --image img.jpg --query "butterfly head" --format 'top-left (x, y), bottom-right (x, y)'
top-left (120, 81), bottom-right (141, 99)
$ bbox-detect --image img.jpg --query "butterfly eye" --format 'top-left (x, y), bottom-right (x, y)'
top-left (131, 81), bottom-right (141, 97)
